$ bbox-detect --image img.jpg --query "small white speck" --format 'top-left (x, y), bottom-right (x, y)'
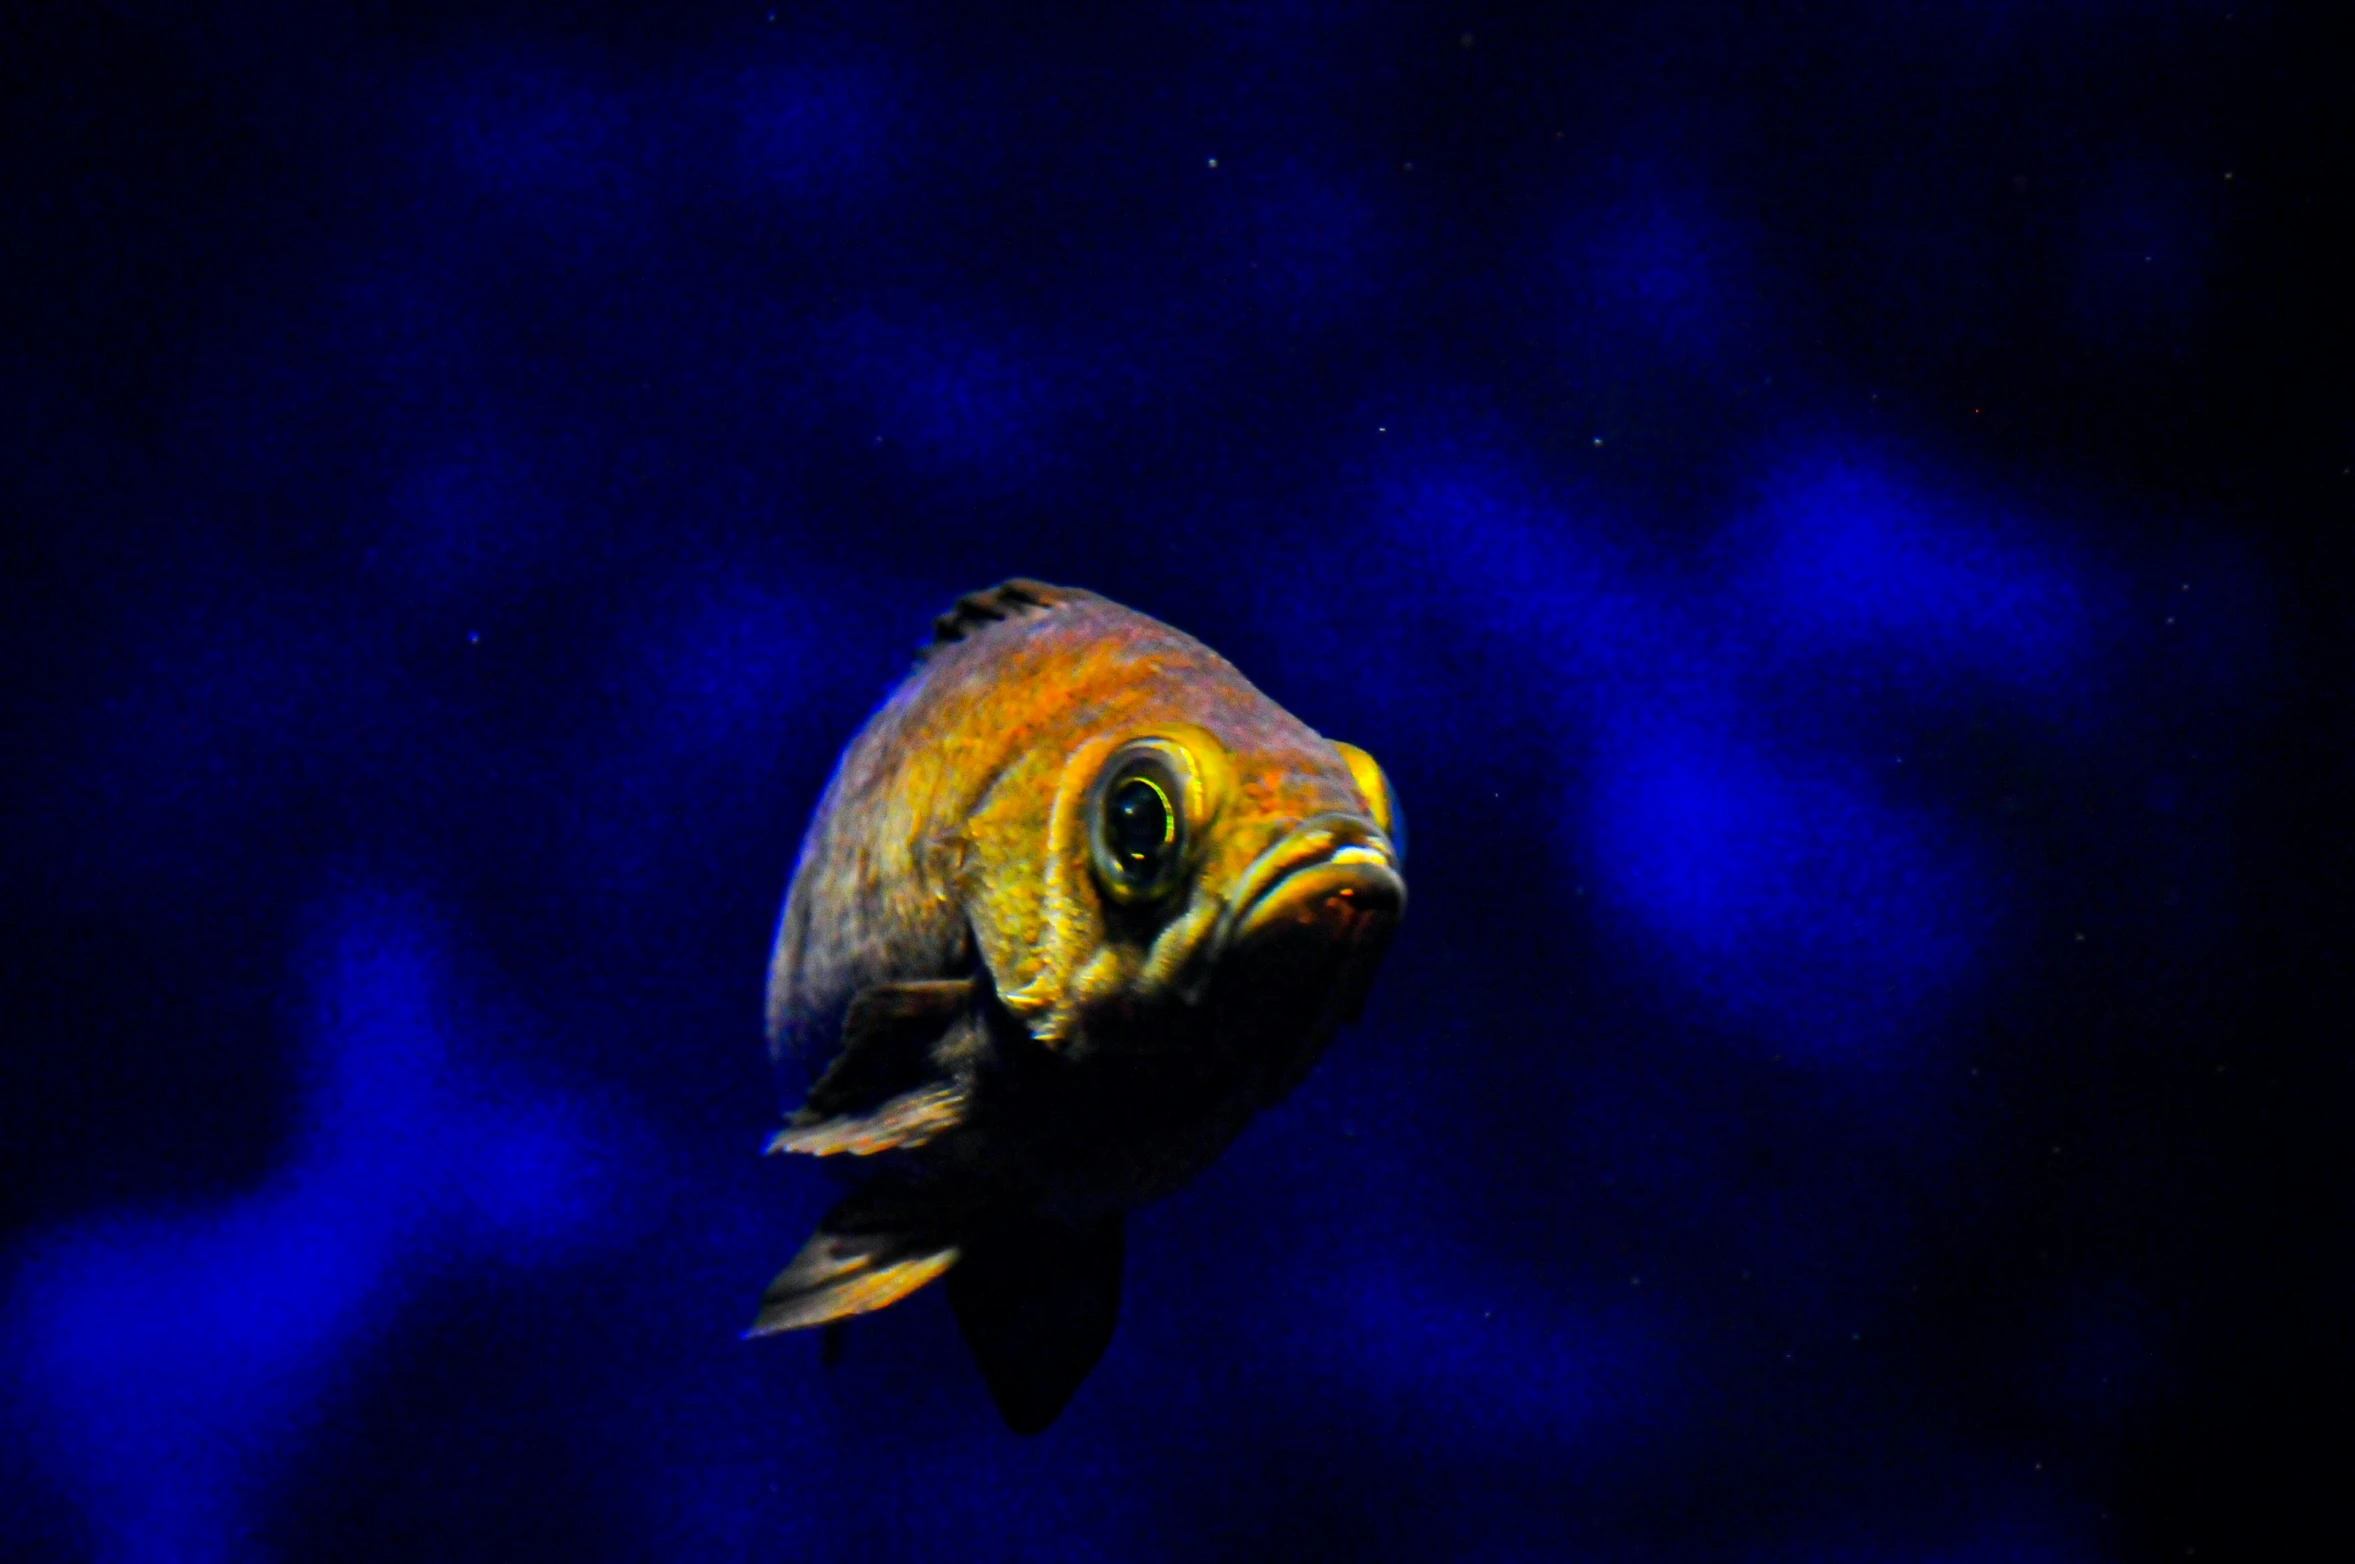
top-left (1377, 426), bottom-right (1387, 433)
top-left (2224, 171), bottom-right (2235, 180)
top-left (2074, 932), bottom-right (2086, 942)
top-left (2166, 616), bottom-right (2176, 625)
top-left (1206, 157), bottom-right (1218, 169)
top-left (1592, 437), bottom-right (1603, 447)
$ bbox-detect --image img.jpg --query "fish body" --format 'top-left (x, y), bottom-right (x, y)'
top-left (750, 581), bottom-right (1404, 1431)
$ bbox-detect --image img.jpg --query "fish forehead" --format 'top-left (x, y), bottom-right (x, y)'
top-left (914, 595), bottom-right (1367, 992)
top-left (929, 594), bottom-right (1346, 809)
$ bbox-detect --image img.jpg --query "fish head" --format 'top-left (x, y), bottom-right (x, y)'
top-left (985, 706), bottom-right (1405, 1058)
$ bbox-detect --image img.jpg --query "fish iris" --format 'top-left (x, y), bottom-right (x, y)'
top-left (1107, 775), bottom-right (1174, 881)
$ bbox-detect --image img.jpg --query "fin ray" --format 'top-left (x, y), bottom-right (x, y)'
top-left (747, 1190), bottom-right (965, 1335)
top-left (918, 579), bottom-right (1070, 660)
top-left (767, 1082), bottom-right (967, 1156)
top-left (780, 977), bottom-right (978, 1154)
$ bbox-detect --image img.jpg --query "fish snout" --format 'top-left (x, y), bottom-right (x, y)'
top-left (1221, 812), bottom-right (1406, 956)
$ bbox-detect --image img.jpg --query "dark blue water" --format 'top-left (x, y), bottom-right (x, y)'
top-left (5, 4), bottom-right (2348, 1559)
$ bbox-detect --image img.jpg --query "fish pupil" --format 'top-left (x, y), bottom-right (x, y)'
top-left (1108, 776), bottom-right (1172, 878)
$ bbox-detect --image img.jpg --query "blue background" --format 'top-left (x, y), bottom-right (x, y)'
top-left (4, 3), bottom-right (2350, 1559)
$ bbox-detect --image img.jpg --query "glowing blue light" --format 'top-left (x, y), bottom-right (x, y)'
top-left (383, 437), bottom-right (560, 603)
top-left (642, 576), bottom-right (831, 755)
top-left (1304, 1261), bottom-right (1662, 1455)
top-left (729, 64), bottom-right (896, 198)
top-left (1586, 191), bottom-right (1742, 356)
top-left (1744, 454), bottom-right (2094, 698)
top-left (5, 893), bottom-right (606, 1564)
top-left (1230, 159), bottom-right (1384, 328)
top-left (1583, 715), bottom-right (1988, 1049)
top-left (1379, 447), bottom-right (2043, 1057)
top-left (827, 310), bottom-right (1059, 484)
top-left (436, 59), bottom-right (626, 199)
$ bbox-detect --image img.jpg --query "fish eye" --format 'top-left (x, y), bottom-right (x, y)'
top-left (1107, 776), bottom-right (1175, 878)
top-left (1090, 742), bottom-right (1201, 903)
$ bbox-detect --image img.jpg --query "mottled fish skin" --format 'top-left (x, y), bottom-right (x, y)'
top-left (750, 580), bottom-right (1404, 1431)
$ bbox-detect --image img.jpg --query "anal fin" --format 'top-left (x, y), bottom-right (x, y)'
top-left (746, 1187), bottom-right (964, 1335)
top-left (948, 1212), bottom-right (1125, 1435)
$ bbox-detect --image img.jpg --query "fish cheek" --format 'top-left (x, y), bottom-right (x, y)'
top-left (1127, 888), bottom-right (1224, 999)
top-left (970, 734), bottom-right (1125, 1031)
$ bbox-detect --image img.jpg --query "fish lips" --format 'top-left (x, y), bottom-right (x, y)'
top-left (1212, 813), bottom-right (1405, 1011)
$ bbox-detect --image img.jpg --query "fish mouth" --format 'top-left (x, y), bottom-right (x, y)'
top-left (1218, 812), bottom-right (1407, 958)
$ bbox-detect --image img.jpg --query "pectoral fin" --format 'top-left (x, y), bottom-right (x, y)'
top-left (773, 978), bottom-right (976, 1156)
top-left (746, 1187), bottom-right (964, 1335)
top-left (947, 1212), bottom-right (1125, 1435)
top-left (766, 1083), bottom-right (965, 1156)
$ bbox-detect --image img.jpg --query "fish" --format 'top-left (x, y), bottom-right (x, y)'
top-left (747, 579), bottom-right (1405, 1433)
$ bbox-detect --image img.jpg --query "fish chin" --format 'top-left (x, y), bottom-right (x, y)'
top-left (1214, 814), bottom-right (1405, 1036)
top-left (1230, 855), bottom-right (1406, 949)
top-left (1221, 813), bottom-right (1405, 951)
top-left (994, 820), bottom-right (1406, 1209)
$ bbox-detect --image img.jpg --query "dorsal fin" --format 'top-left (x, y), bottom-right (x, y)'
top-left (920, 579), bottom-right (1070, 660)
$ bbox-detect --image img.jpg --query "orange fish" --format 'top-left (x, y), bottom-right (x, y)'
top-left (748, 580), bottom-right (1405, 1431)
